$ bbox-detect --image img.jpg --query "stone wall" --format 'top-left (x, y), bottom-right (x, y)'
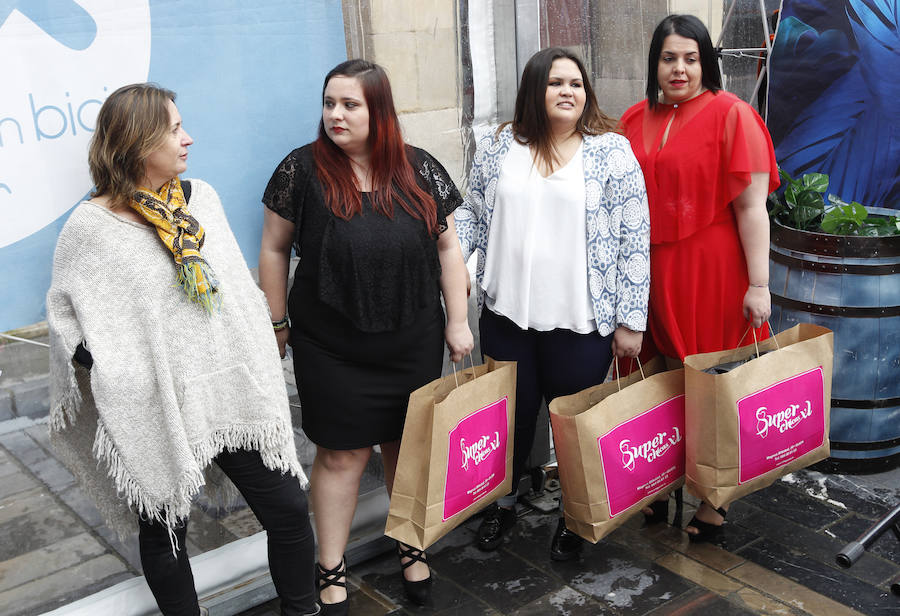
top-left (340, 0), bottom-right (727, 177)
top-left (588, 0), bottom-right (722, 118)
top-left (342, 0), bottom-right (465, 185)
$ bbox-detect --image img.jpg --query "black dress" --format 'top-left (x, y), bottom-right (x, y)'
top-left (263, 145), bottom-right (462, 449)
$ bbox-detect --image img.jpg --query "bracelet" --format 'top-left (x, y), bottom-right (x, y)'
top-left (272, 316), bottom-right (290, 331)
top-left (749, 283), bottom-right (769, 288)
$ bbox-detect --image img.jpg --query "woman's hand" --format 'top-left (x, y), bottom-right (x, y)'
top-left (612, 326), bottom-right (643, 358)
top-left (445, 320), bottom-right (474, 363)
top-left (742, 285), bottom-right (771, 329)
top-left (275, 327), bottom-right (290, 359)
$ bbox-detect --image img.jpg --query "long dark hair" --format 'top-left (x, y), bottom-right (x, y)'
top-left (503, 47), bottom-right (617, 171)
top-left (646, 14), bottom-right (722, 109)
top-left (88, 83), bottom-right (176, 209)
top-left (312, 60), bottom-right (438, 234)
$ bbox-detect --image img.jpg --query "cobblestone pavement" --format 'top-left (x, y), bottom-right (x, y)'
top-left (1, 332), bottom-right (898, 616)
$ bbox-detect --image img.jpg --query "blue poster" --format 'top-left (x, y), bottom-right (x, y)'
top-left (767, 0), bottom-right (900, 210)
top-left (0, 0), bottom-right (345, 331)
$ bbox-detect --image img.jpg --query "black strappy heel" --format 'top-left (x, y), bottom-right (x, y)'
top-left (642, 488), bottom-right (684, 526)
top-left (396, 541), bottom-right (433, 606)
top-left (643, 499), bottom-right (669, 525)
top-left (686, 504), bottom-right (727, 543)
top-left (316, 558), bottom-right (348, 616)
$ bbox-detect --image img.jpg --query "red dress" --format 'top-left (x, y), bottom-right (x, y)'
top-left (620, 91), bottom-right (779, 360)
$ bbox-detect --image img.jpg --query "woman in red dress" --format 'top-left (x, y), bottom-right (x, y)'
top-left (620, 14), bottom-right (779, 541)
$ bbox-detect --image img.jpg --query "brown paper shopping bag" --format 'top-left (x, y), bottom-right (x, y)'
top-left (684, 323), bottom-right (834, 509)
top-left (385, 356), bottom-right (516, 550)
top-left (549, 357), bottom-right (686, 543)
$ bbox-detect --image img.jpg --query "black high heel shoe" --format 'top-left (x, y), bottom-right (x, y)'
top-left (642, 488), bottom-right (684, 526)
top-left (643, 499), bottom-right (669, 524)
top-left (686, 504), bottom-right (727, 543)
top-left (317, 558), bottom-right (348, 616)
top-left (396, 541), bottom-right (433, 606)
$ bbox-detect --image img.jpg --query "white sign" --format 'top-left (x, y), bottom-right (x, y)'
top-left (0, 0), bottom-right (151, 247)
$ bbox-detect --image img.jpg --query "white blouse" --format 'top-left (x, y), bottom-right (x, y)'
top-left (482, 139), bottom-right (595, 333)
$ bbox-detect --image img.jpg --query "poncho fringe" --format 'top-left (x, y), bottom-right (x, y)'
top-left (51, 368), bottom-right (304, 538)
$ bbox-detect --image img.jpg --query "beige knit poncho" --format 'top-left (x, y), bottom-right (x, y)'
top-left (47, 179), bottom-right (306, 537)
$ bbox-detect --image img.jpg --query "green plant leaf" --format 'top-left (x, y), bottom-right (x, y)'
top-left (860, 225), bottom-right (881, 237)
top-left (820, 209), bottom-right (844, 233)
top-left (801, 173), bottom-right (829, 193)
top-left (785, 184), bottom-right (799, 208)
top-left (822, 204), bottom-right (863, 235)
top-left (796, 190), bottom-right (825, 210)
top-left (847, 201), bottom-right (867, 223)
top-left (827, 194), bottom-right (849, 208)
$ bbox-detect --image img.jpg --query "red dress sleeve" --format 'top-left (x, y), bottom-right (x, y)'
top-left (722, 100), bottom-right (780, 205)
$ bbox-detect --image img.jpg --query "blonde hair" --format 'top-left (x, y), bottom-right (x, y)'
top-left (88, 83), bottom-right (176, 209)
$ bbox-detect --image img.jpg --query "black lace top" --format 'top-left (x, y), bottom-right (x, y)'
top-left (263, 144), bottom-right (462, 333)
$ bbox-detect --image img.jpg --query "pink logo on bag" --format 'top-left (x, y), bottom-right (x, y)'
top-left (737, 366), bottom-right (825, 483)
top-left (443, 397), bottom-right (508, 521)
top-left (598, 395), bottom-right (685, 518)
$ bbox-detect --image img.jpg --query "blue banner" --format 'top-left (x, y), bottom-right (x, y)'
top-left (768, 0), bottom-right (900, 209)
top-left (0, 0), bottom-right (345, 331)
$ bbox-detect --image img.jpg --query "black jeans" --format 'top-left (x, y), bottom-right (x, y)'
top-left (138, 449), bottom-right (316, 616)
top-left (480, 308), bottom-right (615, 504)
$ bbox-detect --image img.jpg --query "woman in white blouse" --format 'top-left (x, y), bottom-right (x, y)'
top-left (455, 47), bottom-right (650, 561)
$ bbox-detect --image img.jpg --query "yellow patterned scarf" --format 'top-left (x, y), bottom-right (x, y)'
top-left (131, 178), bottom-right (221, 313)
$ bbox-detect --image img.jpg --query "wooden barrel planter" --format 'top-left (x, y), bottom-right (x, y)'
top-left (769, 208), bottom-right (900, 463)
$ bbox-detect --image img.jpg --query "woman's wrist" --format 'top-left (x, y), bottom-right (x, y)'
top-left (748, 282), bottom-right (768, 289)
top-left (272, 316), bottom-right (290, 331)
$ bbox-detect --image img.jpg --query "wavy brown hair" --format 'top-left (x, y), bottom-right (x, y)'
top-left (503, 47), bottom-right (617, 171)
top-left (312, 60), bottom-right (439, 235)
top-left (88, 83), bottom-right (176, 209)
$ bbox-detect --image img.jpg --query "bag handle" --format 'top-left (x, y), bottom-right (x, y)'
top-left (450, 353), bottom-right (478, 388)
top-left (737, 320), bottom-right (781, 358)
top-left (612, 355), bottom-right (645, 393)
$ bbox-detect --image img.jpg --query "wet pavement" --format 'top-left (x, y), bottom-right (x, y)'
top-left (239, 464), bottom-right (900, 616)
top-left (1, 329), bottom-right (898, 616)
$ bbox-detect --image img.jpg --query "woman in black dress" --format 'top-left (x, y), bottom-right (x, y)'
top-left (259, 60), bottom-right (474, 614)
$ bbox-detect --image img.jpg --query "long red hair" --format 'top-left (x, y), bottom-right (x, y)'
top-left (312, 60), bottom-right (438, 234)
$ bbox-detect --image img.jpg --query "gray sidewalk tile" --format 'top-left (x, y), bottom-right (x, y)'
top-left (95, 524), bottom-right (143, 573)
top-left (0, 449), bottom-right (17, 478)
top-left (28, 455), bottom-right (76, 492)
top-left (24, 423), bottom-right (51, 450)
top-left (507, 586), bottom-right (605, 615)
top-left (0, 532), bottom-right (107, 593)
top-left (0, 555), bottom-right (129, 616)
top-left (0, 468), bottom-right (39, 501)
top-left (0, 487), bottom-right (54, 525)
top-left (57, 484), bottom-right (106, 529)
top-left (219, 505), bottom-right (264, 538)
top-left (643, 586), bottom-right (757, 616)
top-left (736, 507), bottom-right (899, 588)
top-left (186, 507), bottom-right (239, 553)
top-left (0, 390), bottom-right (13, 422)
top-left (0, 496), bottom-right (84, 561)
top-left (0, 430), bottom-right (47, 467)
top-left (10, 377), bottom-right (50, 419)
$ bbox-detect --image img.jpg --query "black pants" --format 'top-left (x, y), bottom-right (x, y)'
top-left (138, 449), bottom-right (316, 616)
top-left (480, 308), bottom-right (615, 505)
